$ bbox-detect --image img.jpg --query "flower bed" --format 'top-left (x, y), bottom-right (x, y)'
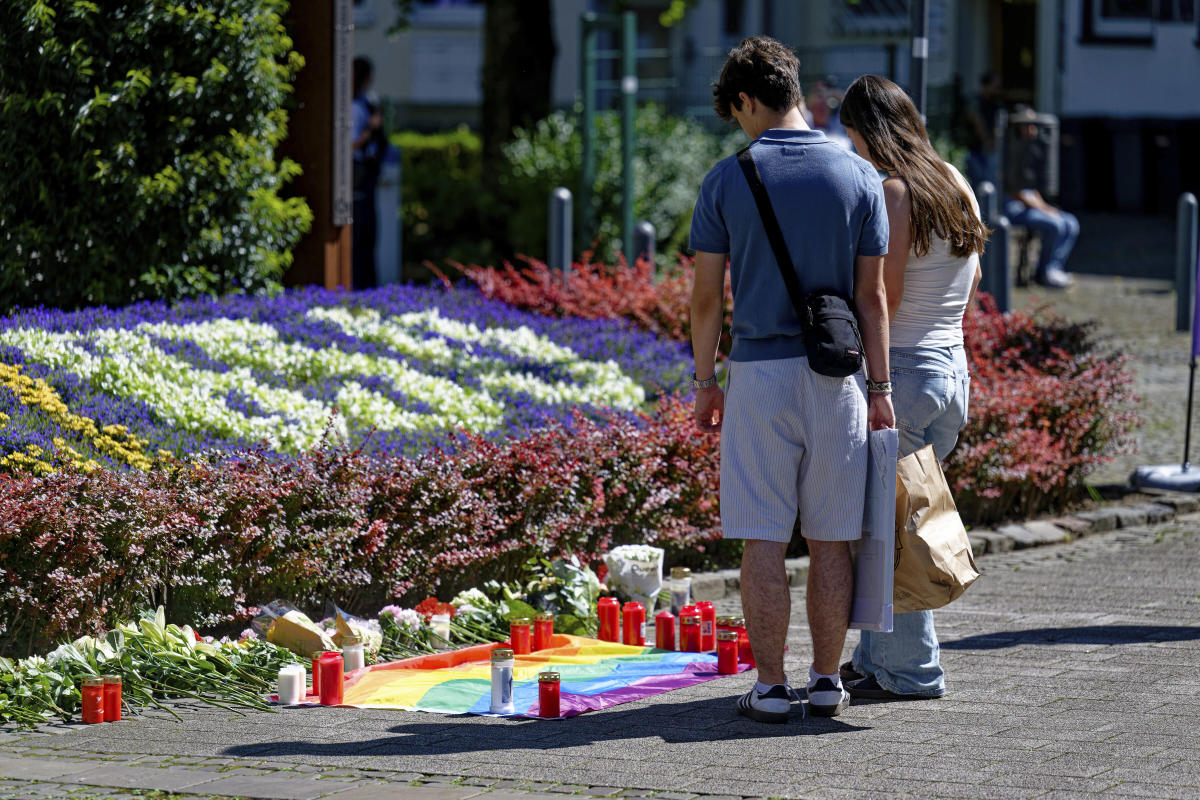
top-left (0, 396), bottom-right (722, 658)
top-left (0, 285), bottom-right (688, 467)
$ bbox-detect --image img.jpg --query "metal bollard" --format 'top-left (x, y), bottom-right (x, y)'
top-left (976, 181), bottom-right (999, 226)
top-left (632, 221), bottom-right (656, 269)
top-left (975, 181), bottom-right (1010, 313)
top-left (548, 187), bottom-right (573, 273)
top-left (1175, 192), bottom-right (1198, 332)
top-left (985, 215), bottom-right (1012, 314)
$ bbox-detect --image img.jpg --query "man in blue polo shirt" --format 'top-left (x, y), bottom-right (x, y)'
top-left (689, 36), bottom-right (893, 724)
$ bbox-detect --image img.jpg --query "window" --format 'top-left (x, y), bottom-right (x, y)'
top-left (833, 0), bottom-right (910, 37)
top-left (1081, 0), bottom-right (1155, 43)
top-left (1156, 0), bottom-right (1195, 21)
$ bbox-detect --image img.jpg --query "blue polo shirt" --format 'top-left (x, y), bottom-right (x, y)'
top-left (689, 129), bottom-right (889, 362)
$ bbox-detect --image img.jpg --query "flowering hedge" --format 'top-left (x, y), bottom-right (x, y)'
top-left (447, 254), bottom-right (734, 358)
top-left (946, 297), bottom-right (1139, 523)
top-left (0, 285), bottom-right (687, 469)
top-left (457, 259), bottom-right (1139, 523)
top-left (0, 398), bottom-right (721, 657)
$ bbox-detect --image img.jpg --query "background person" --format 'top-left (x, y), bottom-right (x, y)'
top-left (689, 36), bottom-right (893, 724)
top-left (965, 72), bottom-right (1002, 189)
top-left (1004, 105), bottom-right (1078, 290)
top-left (352, 56), bottom-right (386, 290)
top-left (839, 74), bottom-right (988, 701)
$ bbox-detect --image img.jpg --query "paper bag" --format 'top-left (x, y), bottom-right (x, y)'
top-left (850, 428), bottom-right (898, 632)
top-left (893, 445), bottom-right (980, 613)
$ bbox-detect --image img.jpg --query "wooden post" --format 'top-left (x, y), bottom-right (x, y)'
top-left (281, 0), bottom-right (353, 290)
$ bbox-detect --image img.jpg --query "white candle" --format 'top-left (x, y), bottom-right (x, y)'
top-left (277, 665), bottom-right (304, 705)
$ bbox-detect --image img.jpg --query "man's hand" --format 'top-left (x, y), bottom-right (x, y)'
top-left (867, 393), bottom-right (895, 431)
top-left (694, 385), bottom-right (725, 432)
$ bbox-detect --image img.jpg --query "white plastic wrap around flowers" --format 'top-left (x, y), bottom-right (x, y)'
top-left (603, 544), bottom-right (664, 612)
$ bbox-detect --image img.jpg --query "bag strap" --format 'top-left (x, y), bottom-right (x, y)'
top-left (736, 145), bottom-right (810, 329)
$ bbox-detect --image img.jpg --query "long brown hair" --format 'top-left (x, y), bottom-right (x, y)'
top-left (840, 75), bottom-right (989, 258)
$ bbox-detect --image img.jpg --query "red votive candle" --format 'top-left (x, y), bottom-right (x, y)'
top-left (318, 651), bottom-right (344, 705)
top-left (680, 614), bottom-right (702, 652)
top-left (81, 677), bottom-right (105, 724)
top-left (732, 616), bottom-right (755, 667)
top-left (655, 610), bottom-right (676, 651)
top-left (510, 617), bottom-right (533, 655)
top-left (533, 613), bottom-right (554, 651)
top-left (311, 654), bottom-right (322, 695)
top-left (622, 602), bottom-right (646, 646)
top-left (597, 597), bottom-right (620, 642)
top-left (101, 675), bottom-right (122, 722)
top-left (717, 630), bottom-right (739, 674)
top-left (716, 615), bottom-right (732, 634)
top-left (538, 671), bottom-right (561, 718)
top-left (697, 601), bottom-right (716, 651)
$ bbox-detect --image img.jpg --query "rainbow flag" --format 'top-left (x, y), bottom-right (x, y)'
top-left (326, 635), bottom-right (747, 718)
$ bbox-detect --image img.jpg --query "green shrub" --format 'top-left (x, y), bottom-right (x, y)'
top-left (392, 126), bottom-right (492, 270)
top-left (0, 0), bottom-right (312, 310)
top-left (500, 104), bottom-right (745, 263)
top-left (394, 106), bottom-right (743, 271)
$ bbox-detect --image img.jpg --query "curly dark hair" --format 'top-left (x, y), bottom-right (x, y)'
top-left (712, 36), bottom-right (803, 121)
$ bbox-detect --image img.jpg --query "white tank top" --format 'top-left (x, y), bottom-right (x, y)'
top-left (888, 164), bottom-right (980, 348)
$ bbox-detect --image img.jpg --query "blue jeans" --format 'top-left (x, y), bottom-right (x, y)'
top-left (1004, 200), bottom-right (1079, 278)
top-left (852, 344), bottom-right (970, 697)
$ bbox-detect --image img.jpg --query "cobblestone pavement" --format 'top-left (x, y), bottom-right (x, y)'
top-left (3, 514), bottom-right (1200, 799)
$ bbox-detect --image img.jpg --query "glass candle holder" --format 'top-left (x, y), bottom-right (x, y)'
top-left (697, 601), bottom-right (717, 651)
top-left (538, 670), bottom-right (561, 718)
top-left (81, 677), bottom-right (105, 724)
top-left (101, 675), bottom-right (122, 722)
top-left (318, 651), bottom-right (344, 706)
top-left (342, 635), bottom-right (366, 673)
top-left (510, 618), bottom-right (533, 655)
top-left (680, 614), bottom-right (702, 652)
top-left (533, 613), bottom-right (554, 651)
top-left (490, 648), bottom-right (515, 714)
top-left (717, 630), bottom-right (739, 674)
top-left (668, 566), bottom-right (692, 615)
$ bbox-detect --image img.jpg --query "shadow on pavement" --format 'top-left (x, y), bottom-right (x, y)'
top-left (942, 624), bottom-right (1200, 650)
top-left (221, 694), bottom-right (870, 759)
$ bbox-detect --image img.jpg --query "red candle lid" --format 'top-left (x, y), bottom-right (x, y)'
top-left (655, 610), bottom-right (675, 619)
top-left (598, 597), bottom-right (619, 606)
top-left (622, 601), bottom-right (644, 611)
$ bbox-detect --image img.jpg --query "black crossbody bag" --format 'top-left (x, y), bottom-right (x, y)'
top-left (736, 146), bottom-right (865, 379)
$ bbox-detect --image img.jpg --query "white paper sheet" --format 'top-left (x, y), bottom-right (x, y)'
top-left (849, 427), bottom-right (898, 633)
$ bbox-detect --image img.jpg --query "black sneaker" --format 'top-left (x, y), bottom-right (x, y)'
top-left (846, 675), bottom-right (942, 701)
top-left (736, 684), bottom-right (794, 724)
top-left (806, 677), bottom-right (851, 717)
top-left (839, 661), bottom-right (863, 683)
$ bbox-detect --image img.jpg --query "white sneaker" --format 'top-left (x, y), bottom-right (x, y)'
top-left (807, 676), bottom-right (851, 717)
top-left (735, 684), bottom-right (793, 724)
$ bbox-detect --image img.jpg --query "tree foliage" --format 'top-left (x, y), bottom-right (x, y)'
top-left (0, 0), bottom-right (313, 310)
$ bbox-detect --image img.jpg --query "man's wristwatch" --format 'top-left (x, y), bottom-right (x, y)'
top-left (866, 379), bottom-right (892, 395)
top-left (692, 372), bottom-right (719, 390)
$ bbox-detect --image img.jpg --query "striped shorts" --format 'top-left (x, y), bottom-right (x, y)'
top-left (720, 357), bottom-right (868, 543)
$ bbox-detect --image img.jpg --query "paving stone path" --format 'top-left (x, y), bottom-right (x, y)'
top-left (3, 513), bottom-right (1200, 800)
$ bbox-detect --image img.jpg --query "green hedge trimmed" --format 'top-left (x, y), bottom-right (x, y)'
top-left (0, 0), bottom-right (312, 310)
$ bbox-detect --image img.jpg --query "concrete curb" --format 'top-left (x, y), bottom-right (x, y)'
top-left (687, 489), bottom-right (1200, 602)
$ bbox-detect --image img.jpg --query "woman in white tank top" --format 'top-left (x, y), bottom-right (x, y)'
top-left (838, 75), bottom-right (989, 701)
